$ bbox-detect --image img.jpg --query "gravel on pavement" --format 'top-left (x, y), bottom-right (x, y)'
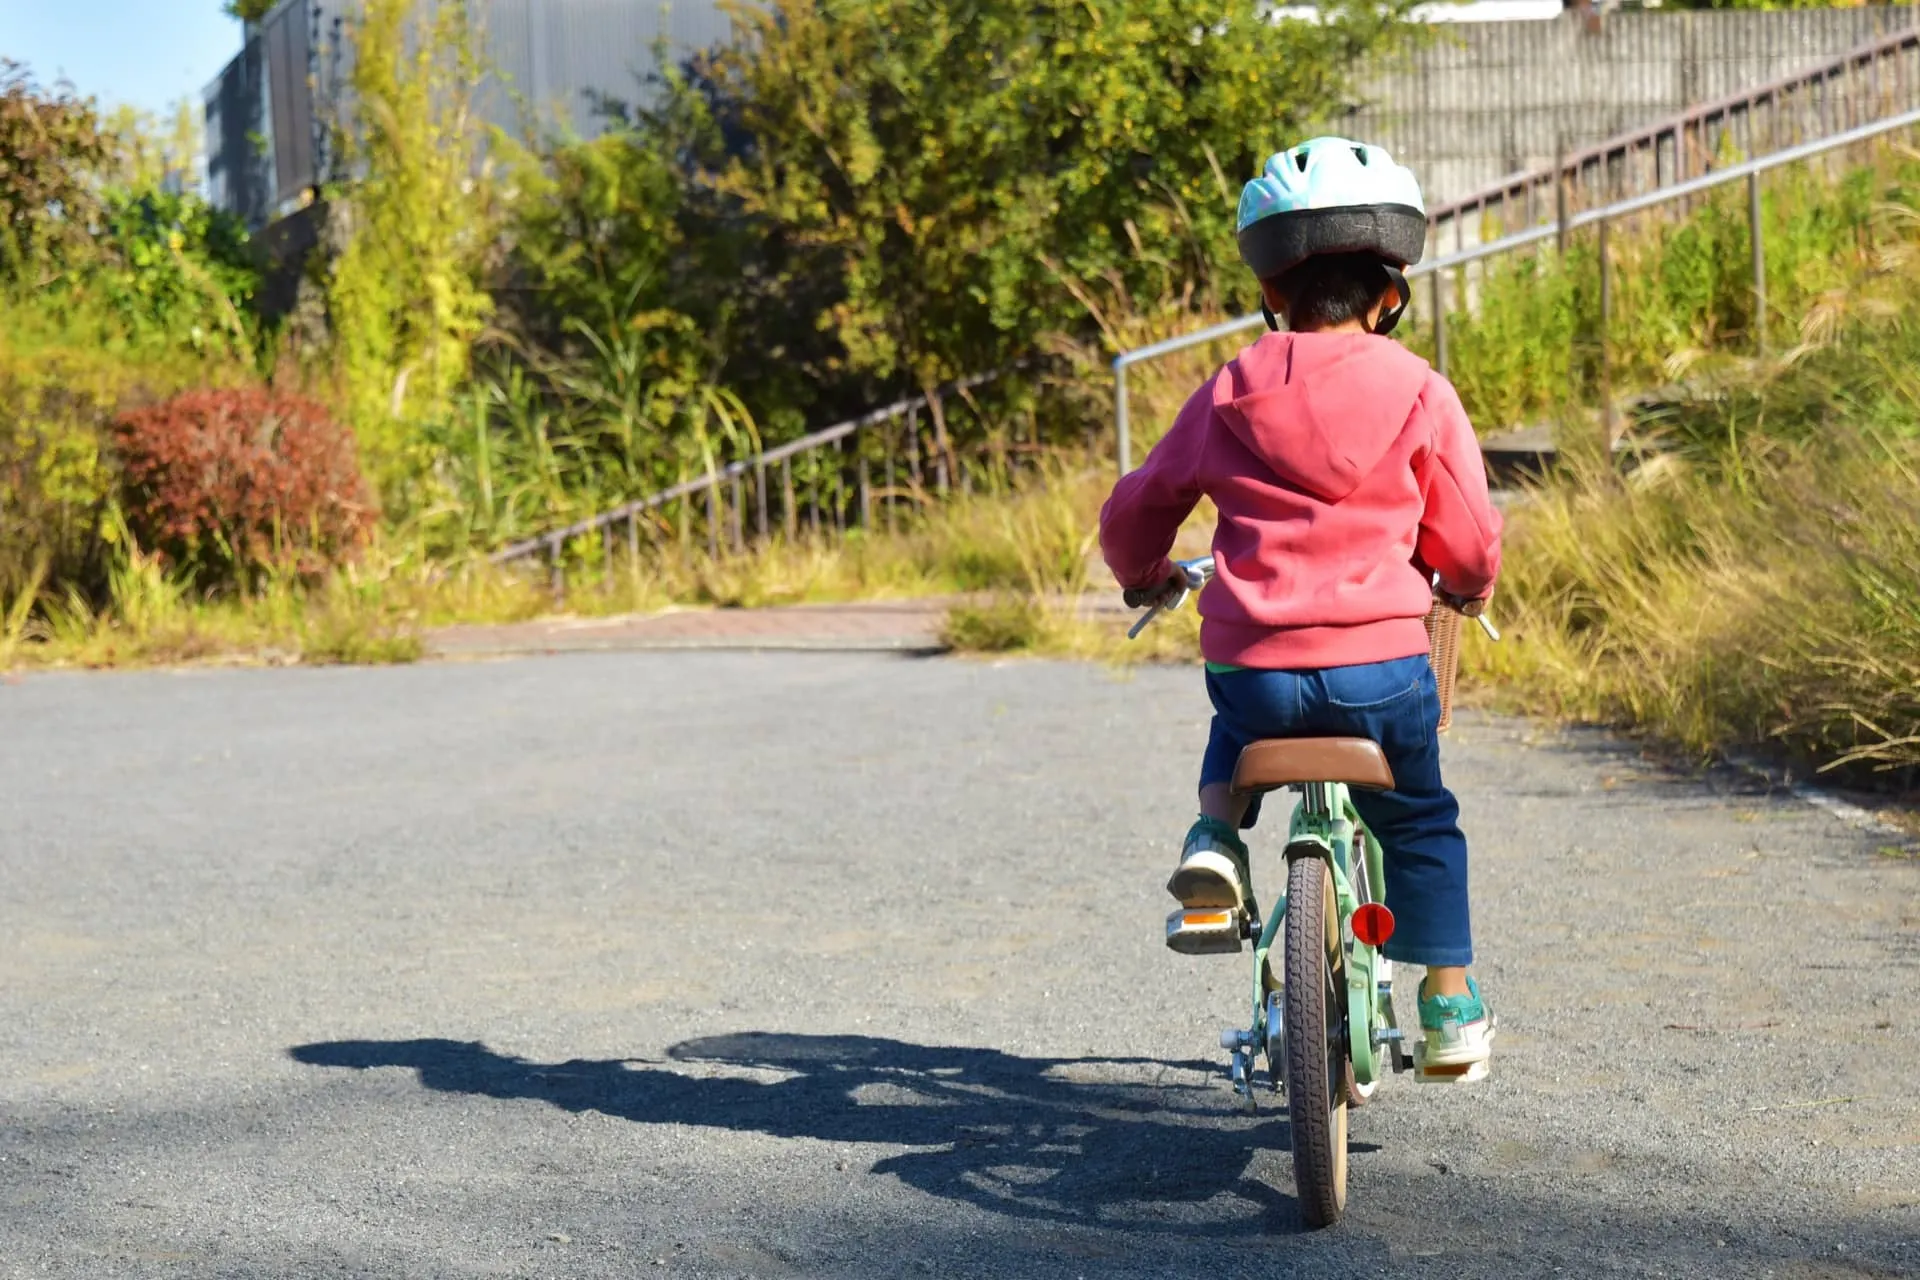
top-left (2, 652), bottom-right (1915, 1278)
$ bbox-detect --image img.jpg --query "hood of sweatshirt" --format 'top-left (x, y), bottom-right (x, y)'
top-left (1215, 331), bottom-right (1433, 503)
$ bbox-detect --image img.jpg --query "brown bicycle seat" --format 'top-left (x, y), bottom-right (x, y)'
top-left (1231, 737), bottom-right (1397, 794)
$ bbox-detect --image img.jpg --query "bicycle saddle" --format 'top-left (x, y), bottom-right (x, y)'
top-left (1231, 738), bottom-right (1397, 794)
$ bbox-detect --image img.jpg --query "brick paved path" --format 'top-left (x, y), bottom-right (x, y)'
top-left (428, 600), bottom-right (953, 657)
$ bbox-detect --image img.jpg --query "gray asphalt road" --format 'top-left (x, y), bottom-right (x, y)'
top-left (2, 653), bottom-right (1916, 1279)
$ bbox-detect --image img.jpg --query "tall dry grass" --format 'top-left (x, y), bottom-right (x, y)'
top-left (1482, 410), bottom-right (1920, 789)
top-left (1473, 165), bottom-right (1920, 789)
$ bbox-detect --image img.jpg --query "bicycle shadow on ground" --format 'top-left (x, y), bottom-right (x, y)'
top-left (289, 1032), bottom-right (1369, 1235)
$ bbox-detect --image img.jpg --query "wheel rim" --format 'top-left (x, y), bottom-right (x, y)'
top-left (1321, 859), bottom-right (1349, 1193)
top-left (1345, 834), bottom-right (1378, 1106)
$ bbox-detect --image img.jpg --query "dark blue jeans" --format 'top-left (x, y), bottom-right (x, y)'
top-left (1199, 655), bottom-right (1472, 968)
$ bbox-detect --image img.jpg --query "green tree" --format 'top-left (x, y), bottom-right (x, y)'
top-left (0, 63), bottom-right (250, 355)
top-left (94, 189), bottom-right (258, 353)
top-left (104, 100), bottom-right (206, 196)
top-left (326, 0), bottom-right (496, 494)
top-left (674, 0), bottom-right (1411, 409)
top-left (0, 60), bottom-right (111, 283)
top-left (224, 0), bottom-right (279, 24)
top-left (483, 130), bottom-right (756, 505)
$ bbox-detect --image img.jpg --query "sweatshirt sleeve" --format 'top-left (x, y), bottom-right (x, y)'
top-left (1412, 374), bottom-right (1503, 600)
top-left (1098, 373), bottom-right (1214, 590)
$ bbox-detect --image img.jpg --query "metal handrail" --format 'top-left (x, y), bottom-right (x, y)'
top-left (490, 369), bottom-right (1001, 573)
top-left (1426, 22), bottom-right (1920, 240)
top-left (1111, 104), bottom-right (1920, 474)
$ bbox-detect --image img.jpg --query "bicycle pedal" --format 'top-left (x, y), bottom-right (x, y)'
top-left (1410, 1040), bottom-right (1491, 1084)
top-left (1165, 906), bottom-right (1245, 955)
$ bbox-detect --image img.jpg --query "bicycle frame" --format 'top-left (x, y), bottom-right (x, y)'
top-left (1241, 781), bottom-right (1402, 1100)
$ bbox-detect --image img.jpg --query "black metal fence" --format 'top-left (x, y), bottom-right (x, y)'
top-left (486, 371), bottom-right (1056, 592)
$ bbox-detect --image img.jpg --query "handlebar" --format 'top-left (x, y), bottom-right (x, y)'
top-left (1124, 555), bottom-right (1498, 641)
top-left (1124, 556), bottom-right (1214, 640)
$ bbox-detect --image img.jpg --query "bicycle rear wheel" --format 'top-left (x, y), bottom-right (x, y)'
top-left (1283, 851), bottom-right (1349, 1229)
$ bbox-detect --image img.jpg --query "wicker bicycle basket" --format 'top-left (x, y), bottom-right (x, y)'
top-left (1425, 602), bottom-right (1463, 733)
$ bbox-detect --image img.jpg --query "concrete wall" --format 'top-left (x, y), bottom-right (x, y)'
top-left (1350, 7), bottom-right (1919, 209)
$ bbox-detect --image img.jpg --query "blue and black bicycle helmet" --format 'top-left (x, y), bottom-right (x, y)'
top-left (1236, 137), bottom-right (1427, 335)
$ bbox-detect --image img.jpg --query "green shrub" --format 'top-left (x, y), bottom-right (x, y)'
top-left (93, 189), bottom-right (259, 354)
top-left (675, 0), bottom-right (1412, 398)
top-left (941, 595), bottom-right (1048, 653)
top-left (0, 375), bottom-right (115, 605)
top-left (442, 0), bottom-right (1414, 537)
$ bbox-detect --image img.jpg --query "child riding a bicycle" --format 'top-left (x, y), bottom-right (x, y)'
top-left (1100, 137), bottom-right (1503, 1075)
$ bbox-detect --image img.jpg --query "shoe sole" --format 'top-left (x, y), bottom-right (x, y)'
top-left (1166, 851), bottom-right (1245, 911)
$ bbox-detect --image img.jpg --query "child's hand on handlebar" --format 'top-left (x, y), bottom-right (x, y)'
top-left (1436, 587), bottom-right (1493, 618)
top-left (1123, 566), bottom-right (1190, 610)
top-left (1121, 557), bottom-right (1212, 639)
top-left (1434, 585), bottom-right (1501, 640)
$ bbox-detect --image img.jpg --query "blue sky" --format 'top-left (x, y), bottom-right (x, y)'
top-left (0, 2), bottom-right (244, 118)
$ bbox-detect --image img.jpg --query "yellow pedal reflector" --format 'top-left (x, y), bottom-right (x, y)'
top-left (1410, 1042), bottom-right (1491, 1083)
top-left (1180, 910), bottom-right (1234, 928)
top-left (1165, 906), bottom-right (1245, 954)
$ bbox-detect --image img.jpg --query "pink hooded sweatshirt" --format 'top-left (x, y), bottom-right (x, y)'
top-left (1100, 330), bottom-right (1502, 670)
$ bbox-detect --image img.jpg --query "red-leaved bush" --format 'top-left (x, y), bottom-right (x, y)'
top-left (113, 388), bottom-right (375, 584)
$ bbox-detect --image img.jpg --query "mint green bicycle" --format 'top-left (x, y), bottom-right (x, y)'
top-left (1129, 554), bottom-right (1495, 1228)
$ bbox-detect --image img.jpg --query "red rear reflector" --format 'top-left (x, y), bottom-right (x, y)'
top-left (1352, 903), bottom-right (1395, 947)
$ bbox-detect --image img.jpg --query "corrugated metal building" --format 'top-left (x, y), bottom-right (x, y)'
top-left (207, 2), bottom-right (1919, 227)
top-left (204, 0), bottom-right (734, 227)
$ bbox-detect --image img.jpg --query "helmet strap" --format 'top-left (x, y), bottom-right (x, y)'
top-left (1373, 264), bottom-right (1411, 337)
top-left (1261, 298), bottom-right (1281, 333)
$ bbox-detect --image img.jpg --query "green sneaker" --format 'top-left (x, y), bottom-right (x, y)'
top-left (1164, 818), bottom-right (1257, 955)
top-left (1418, 976), bottom-right (1495, 1073)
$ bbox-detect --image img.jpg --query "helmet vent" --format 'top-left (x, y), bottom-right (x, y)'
top-left (1294, 148), bottom-right (1311, 170)
top-left (1352, 146), bottom-right (1369, 165)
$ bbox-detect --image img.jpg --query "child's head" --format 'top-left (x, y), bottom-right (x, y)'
top-left (1235, 137), bottom-right (1427, 336)
top-left (1259, 252), bottom-right (1405, 335)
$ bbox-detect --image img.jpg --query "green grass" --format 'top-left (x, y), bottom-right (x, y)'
top-left (0, 453), bottom-right (1138, 669)
top-left (1408, 140), bottom-right (1920, 434)
top-left (0, 543), bottom-right (425, 670)
top-left (1458, 169), bottom-right (1920, 790)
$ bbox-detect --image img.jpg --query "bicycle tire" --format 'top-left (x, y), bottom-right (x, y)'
top-left (1284, 851), bottom-right (1349, 1229)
